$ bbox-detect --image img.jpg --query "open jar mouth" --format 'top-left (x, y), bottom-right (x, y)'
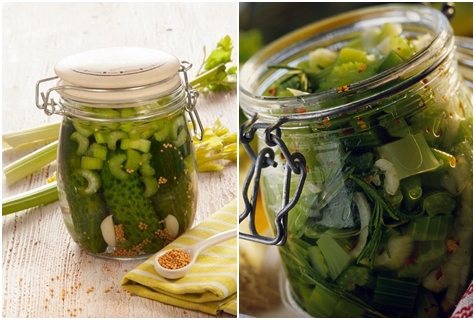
top-left (59, 84), bottom-right (188, 122)
top-left (239, 4), bottom-right (454, 124)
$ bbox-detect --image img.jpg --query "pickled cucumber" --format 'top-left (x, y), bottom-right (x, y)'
top-left (101, 150), bottom-right (165, 254)
top-left (58, 120), bottom-right (109, 253)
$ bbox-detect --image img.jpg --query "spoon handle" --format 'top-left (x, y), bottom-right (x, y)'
top-left (192, 229), bottom-right (237, 255)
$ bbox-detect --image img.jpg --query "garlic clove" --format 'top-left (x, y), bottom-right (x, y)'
top-left (100, 215), bottom-right (116, 247)
top-left (164, 214), bottom-right (179, 239)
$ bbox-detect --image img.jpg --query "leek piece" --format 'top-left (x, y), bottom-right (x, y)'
top-left (81, 156), bottom-right (103, 170)
top-left (140, 176), bottom-right (159, 197)
top-left (3, 140), bottom-right (58, 186)
top-left (120, 139), bottom-right (151, 153)
top-left (317, 234), bottom-right (353, 280)
top-left (2, 122), bottom-right (60, 148)
top-left (422, 192), bottom-right (456, 216)
top-left (400, 176), bottom-right (423, 210)
top-left (307, 246), bottom-right (328, 279)
top-left (404, 214), bottom-right (453, 241)
top-left (373, 273), bottom-right (418, 316)
top-left (70, 132), bottom-right (89, 155)
top-left (377, 133), bottom-right (440, 180)
top-left (2, 181), bottom-right (58, 215)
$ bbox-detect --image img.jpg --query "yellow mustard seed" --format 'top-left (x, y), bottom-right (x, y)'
top-left (158, 249), bottom-right (191, 270)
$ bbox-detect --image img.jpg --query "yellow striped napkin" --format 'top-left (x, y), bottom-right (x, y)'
top-left (120, 199), bottom-right (238, 315)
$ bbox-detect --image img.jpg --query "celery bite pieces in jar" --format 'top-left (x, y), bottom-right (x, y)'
top-left (239, 4), bottom-right (472, 318)
top-left (36, 47), bottom-right (201, 259)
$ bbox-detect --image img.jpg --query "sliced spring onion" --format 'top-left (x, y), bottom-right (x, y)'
top-left (3, 140), bottom-right (58, 186)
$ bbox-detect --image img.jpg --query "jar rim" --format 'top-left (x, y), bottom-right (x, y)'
top-left (59, 84), bottom-right (188, 122)
top-left (239, 4), bottom-right (453, 123)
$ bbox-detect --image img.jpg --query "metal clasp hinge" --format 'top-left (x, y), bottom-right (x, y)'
top-left (239, 113), bottom-right (307, 246)
top-left (180, 61), bottom-right (204, 141)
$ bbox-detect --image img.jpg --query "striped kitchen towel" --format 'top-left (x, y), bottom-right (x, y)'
top-left (120, 199), bottom-right (238, 315)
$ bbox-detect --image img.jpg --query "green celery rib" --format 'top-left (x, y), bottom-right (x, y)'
top-left (3, 140), bottom-right (59, 186)
top-left (2, 122), bottom-right (60, 148)
top-left (2, 181), bottom-right (58, 215)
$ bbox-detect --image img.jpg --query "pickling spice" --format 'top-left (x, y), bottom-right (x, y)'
top-left (158, 249), bottom-right (191, 270)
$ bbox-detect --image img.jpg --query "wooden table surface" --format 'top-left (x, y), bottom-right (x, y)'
top-left (2, 2), bottom-right (237, 318)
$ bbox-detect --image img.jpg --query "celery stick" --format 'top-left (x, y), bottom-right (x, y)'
top-left (2, 122), bottom-right (60, 148)
top-left (3, 140), bottom-right (58, 186)
top-left (2, 182), bottom-right (58, 215)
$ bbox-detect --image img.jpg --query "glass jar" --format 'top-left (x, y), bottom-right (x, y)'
top-left (239, 4), bottom-right (472, 318)
top-left (36, 47), bottom-right (202, 259)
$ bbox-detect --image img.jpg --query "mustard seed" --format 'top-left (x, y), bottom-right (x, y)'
top-left (158, 249), bottom-right (191, 270)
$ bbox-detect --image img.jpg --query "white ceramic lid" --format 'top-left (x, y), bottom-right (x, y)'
top-left (54, 46), bottom-right (182, 103)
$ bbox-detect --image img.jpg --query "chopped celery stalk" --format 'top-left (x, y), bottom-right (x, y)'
top-left (108, 153), bottom-right (130, 180)
top-left (415, 287), bottom-right (439, 318)
top-left (318, 62), bottom-right (377, 92)
top-left (94, 131), bottom-right (109, 144)
top-left (337, 266), bottom-right (376, 291)
top-left (78, 169), bottom-right (101, 194)
top-left (2, 122), bottom-right (60, 148)
top-left (378, 50), bottom-right (404, 72)
top-left (378, 22), bottom-right (403, 41)
top-left (2, 181), bottom-right (58, 215)
top-left (124, 149), bottom-right (141, 171)
top-left (380, 116), bottom-right (412, 138)
top-left (70, 132), bottom-right (89, 155)
top-left (400, 176), bottom-right (423, 210)
top-left (173, 128), bottom-right (188, 148)
top-left (307, 246), bottom-right (329, 278)
top-left (171, 117), bottom-right (186, 141)
top-left (316, 234), bottom-right (353, 280)
top-left (140, 176), bottom-right (159, 197)
top-left (377, 133), bottom-right (440, 180)
top-left (119, 108), bottom-right (136, 118)
top-left (3, 140), bottom-right (59, 186)
top-left (404, 214), bottom-right (453, 241)
top-left (120, 139), bottom-right (151, 153)
top-left (373, 273), bottom-right (418, 316)
top-left (107, 131), bottom-right (128, 150)
top-left (86, 143), bottom-right (107, 161)
top-left (72, 120), bottom-right (94, 137)
top-left (140, 162), bottom-right (155, 177)
top-left (153, 128), bottom-right (169, 142)
top-left (422, 192), bottom-right (456, 216)
top-left (81, 156), bottom-right (103, 170)
top-left (309, 48), bottom-right (337, 68)
top-left (389, 36), bottom-right (414, 60)
top-left (336, 47), bottom-right (368, 64)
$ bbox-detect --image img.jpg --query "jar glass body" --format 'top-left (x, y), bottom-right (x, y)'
top-left (56, 88), bottom-right (198, 259)
top-left (240, 4), bottom-right (473, 318)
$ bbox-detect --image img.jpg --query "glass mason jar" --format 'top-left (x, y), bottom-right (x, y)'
top-left (36, 47), bottom-right (202, 259)
top-left (239, 4), bottom-right (472, 318)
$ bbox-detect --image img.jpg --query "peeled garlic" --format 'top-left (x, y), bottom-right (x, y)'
top-left (374, 158), bottom-right (399, 195)
top-left (164, 214), bottom-right (179, 239)
top-left (100, 215), bottom-right (116, 247)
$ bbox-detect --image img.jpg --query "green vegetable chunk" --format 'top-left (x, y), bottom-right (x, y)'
top-left (58, 121), bottom-right (108, 253)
